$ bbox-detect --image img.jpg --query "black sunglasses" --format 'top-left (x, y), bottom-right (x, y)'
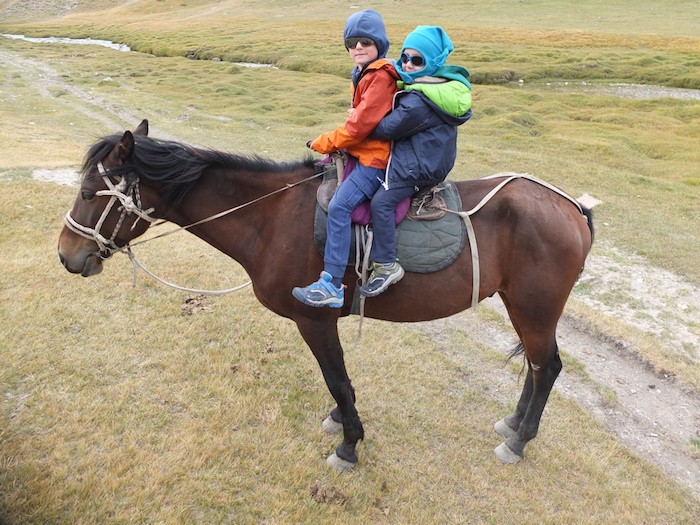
top-left (401, 53), bottom-right (425, 67)
top-left (345, 37), bottom-right (375, 49)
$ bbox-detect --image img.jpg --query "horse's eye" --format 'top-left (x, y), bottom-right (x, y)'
top-left (81, 191), bottom-right (96, 201)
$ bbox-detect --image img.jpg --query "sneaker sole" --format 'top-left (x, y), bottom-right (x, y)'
top-left (360, 267), bottom-right (405, 298)
top-left (291, 288), bottom-right (343, 308)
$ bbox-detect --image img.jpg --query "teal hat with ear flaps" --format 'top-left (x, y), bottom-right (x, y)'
top-left (395, 25), bottom-right (454, 83)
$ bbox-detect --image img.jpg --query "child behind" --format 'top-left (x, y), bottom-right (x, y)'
top-left (359, 25), bottom-right (473, 297)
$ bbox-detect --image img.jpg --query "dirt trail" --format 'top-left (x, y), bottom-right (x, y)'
top-left (0, 49), bottom-right (133, 130)
top-left (0, 48), bottom-right (178, 141)
top-left (412, 249), bottom-right (700, 499)
top-left (5, 45), bottom-right (699, 500)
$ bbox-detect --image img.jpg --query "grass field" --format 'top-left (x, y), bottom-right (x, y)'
top-left (1, 1), bottom-right (699, 523)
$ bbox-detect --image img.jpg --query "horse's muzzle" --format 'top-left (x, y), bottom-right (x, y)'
top-left (59, 250), bottom-right (104, 277)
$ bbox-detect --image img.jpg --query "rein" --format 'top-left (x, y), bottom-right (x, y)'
top-left (65, 162), bottom-right (323, 295)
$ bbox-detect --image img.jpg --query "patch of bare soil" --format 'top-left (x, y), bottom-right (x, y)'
top-left (413, 246), bottom-right (700, 499)
top-left (32, 167), bottom-right (78, 185)
top-left (0, 0), bottom-right (115, 20)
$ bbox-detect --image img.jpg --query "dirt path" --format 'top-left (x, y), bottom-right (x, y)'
top-left (412, 249), bottom-right (700, 499)
top-left (6, 45), bottom-right (699, 500)
top-left (0, 47), bottom-right (179, 141)
top-left (0, 49), bottom-right (134, 130)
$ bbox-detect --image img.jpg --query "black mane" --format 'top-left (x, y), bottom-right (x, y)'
top-left (81, 134), bottom-right (315, 205)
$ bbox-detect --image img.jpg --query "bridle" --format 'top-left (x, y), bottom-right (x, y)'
top-left (62, 157), bottom-right (325, 295)
top-left (63, 161), bottom-right (157, 259)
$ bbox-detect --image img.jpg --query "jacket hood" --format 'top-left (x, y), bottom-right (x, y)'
top-left (398, 84), bottom-right (472, 126)
top-left (343, 9), bottom-right (390, 58)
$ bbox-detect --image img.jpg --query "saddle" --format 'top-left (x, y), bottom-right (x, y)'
top-left (313, 161), bottom-right (466, 274)
top-left (315, 161), bottom-right (447, 222)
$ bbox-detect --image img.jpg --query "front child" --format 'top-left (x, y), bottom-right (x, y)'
top-left (292, 9), bottom-right (399, 308)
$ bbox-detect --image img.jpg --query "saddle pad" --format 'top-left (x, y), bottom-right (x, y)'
top-left (313, 181), bottom-right (466, 274)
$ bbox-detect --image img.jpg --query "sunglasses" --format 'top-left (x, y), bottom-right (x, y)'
top-left (345, 37), bottom-right (375, 49)
top-left (401, 53), bottom-right (425, 67)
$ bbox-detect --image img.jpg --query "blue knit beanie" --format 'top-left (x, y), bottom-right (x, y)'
top-left (395, 25), bottom-right (454, 83)
top-left (343, 9), bottom-right (390, 59)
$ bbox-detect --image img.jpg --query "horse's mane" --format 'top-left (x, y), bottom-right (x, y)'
top-left (81, 134), bottom-right (316, 205)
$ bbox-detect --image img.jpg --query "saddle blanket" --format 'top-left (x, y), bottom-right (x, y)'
top-left (313, 181), bottom-right (466, 274)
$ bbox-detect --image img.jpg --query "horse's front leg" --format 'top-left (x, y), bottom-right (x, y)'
top-left (322, 406), bottom-right (344, 434)
top-left (295, 316), bottom-right (364, 471)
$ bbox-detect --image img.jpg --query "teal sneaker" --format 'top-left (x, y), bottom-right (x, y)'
top-left (292, 271), bottom-right (344, 308)
top-left (359, 261), bottom-right (405, 297)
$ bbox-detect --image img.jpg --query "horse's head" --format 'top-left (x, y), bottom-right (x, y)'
top-left (58, 119), bottom-right (159, 276)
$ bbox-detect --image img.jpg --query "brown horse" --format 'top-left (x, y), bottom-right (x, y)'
top-left (58, 120), bottom-right (593, 470)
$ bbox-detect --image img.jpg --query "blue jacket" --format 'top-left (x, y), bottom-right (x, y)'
top-left (372, 78), bottom-right (471, 189)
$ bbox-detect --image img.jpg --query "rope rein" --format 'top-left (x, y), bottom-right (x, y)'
top-left (66, 162), bottom-right (323, 295)
top-left (130, 170), bottom-right (324, 249)
top-left (125, 248), bottom-right (253, 295)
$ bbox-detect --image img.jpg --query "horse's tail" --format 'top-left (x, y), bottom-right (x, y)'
top-left (507, 342), bottom-right (525, 360)
top-left (581, 205), bottom-right (595, 245)
top-left (506, 342), bottom-right (528, 378)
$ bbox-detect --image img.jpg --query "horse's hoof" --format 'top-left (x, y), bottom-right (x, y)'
top-left (322, 416), bottom-right (343, 434)
top-left (494, 418), bottom-right (517, 439)
top-left (494, 442), bottom-right (522, 464)
top-left (327, 453), bottom-right (357, 472)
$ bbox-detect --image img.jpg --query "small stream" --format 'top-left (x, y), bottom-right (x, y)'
top-left (2, 33), bottom-right (277, 68)
top-left (3, 33), bottom-right (131, 52)
top-left (517, 80), bottom-right (700, 101)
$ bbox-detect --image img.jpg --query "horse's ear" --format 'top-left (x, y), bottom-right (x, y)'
top-left (115, 130), bottom-right (135, 164)
top-left (134, 119), bottom-right (149, 136)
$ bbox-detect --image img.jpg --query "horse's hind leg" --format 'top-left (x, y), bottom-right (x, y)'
top-left (295, 316), bottom-right (364, 471)
top-left (494, 354), bottom-right (533, 439)
top-left (495, 348), bottom-right (562, 463)
top-left (495, 294), bottom-right (563, 463)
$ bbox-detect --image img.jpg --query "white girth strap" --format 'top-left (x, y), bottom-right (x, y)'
top-left (456, 210), bottom-right (481, 309)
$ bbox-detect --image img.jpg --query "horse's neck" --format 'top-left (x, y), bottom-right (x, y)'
top-left (166, 168), bottom-right (315, 270)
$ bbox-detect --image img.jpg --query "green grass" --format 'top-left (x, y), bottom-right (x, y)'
top-left (691, 438), bottom-right (700, 459)
top-left (0, 1), bottom-right (699, 522)
top-left (0, 36), bottom-right (697, 281)
top-left (2, 182), bottom-right (698, 523)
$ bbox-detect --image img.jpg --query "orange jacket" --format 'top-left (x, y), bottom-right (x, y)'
top-left (310, 59), bottom-right (399, 169)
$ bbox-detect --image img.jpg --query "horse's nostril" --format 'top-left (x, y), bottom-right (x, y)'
top-left (59, 253), bottom-right (66, 266)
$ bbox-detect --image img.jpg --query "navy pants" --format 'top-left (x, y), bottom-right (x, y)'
top-left (368, 184), bottom-right (418, 263)
top-left (324, 163), bottom-right (383, 280)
